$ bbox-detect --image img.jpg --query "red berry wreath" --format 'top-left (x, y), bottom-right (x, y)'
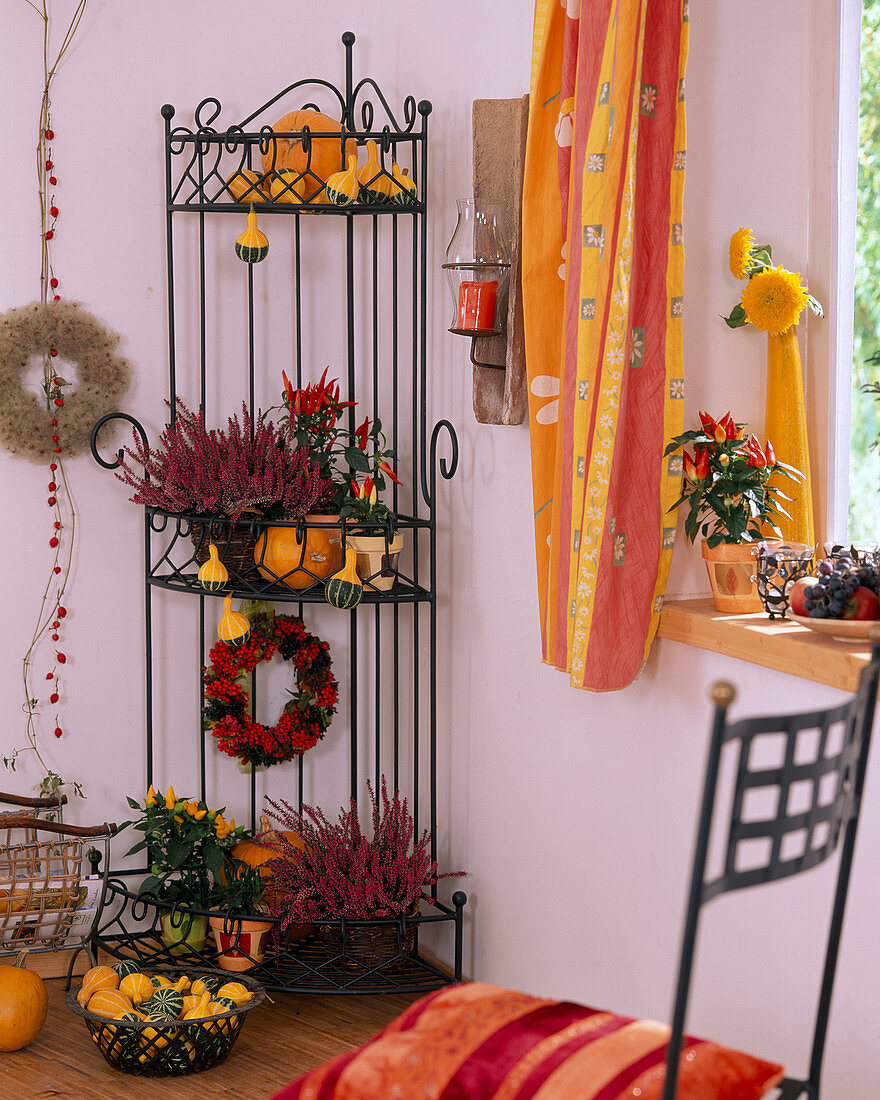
top-left (203, 611), bottom-right (337, 768)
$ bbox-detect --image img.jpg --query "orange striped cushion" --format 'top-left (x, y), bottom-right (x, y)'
top-left (271, 983), bottom-right (784, 1100)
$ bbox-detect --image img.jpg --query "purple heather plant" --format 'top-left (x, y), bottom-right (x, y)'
top-left (116, 399), bottom-right (334, 521)
top-left (263, 777), bottom-right (464, 929)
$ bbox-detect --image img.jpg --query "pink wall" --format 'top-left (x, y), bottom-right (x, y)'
top-left (2, 1), bottom-right (876, 1092)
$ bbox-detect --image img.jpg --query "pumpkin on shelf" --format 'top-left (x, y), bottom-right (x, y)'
top-left (325, 546), bottom-right (364, 609)
top-left (357, 140), bottom-right (395, 204)
top-left (325, 153), bottom-right (360, 206)
top-left (229, 813), bottom-right (304, 908)
top-left (0, 949), bottom-right (48, 1052)
top-left (261, 109), bottom-right (357, 201)
top-left (234, 205), bottom-right (269, 264)
top-left (218, 595), bottom-right (251, 645)
top-left (223, 168), bottom-right (269, 204)
top-left (254, 524), bottom-right (335, 590)
top-left (198, 542), bottom-right (229, 591)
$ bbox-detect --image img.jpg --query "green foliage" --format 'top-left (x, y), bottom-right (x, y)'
top-left (850, 0), bottom-right (880, 538)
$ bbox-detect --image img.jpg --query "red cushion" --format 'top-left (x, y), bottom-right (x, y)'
top-left (270, 982), bottom-right (784, 1099)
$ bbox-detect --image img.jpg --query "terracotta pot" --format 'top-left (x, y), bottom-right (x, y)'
top-left (159, 910), bottom-right (209, 956)
top-left (208, 914), bottom-right (273, 972)
top-left (347, 532), bottom-right (405, 592)
top-left (701, 541), bottom-right (763, 613)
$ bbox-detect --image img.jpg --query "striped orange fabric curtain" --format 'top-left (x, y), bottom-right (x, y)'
top-left (522, 0), bottom-right (689, 691)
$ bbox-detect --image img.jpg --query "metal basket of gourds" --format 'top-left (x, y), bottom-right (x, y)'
top-left (66, 964), bottom-right (265, 1076)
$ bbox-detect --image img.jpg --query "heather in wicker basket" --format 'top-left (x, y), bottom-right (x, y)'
top-left (264, 777), bottom-right (463, 932)
top-left (116, 399), bottom-right (334, 521)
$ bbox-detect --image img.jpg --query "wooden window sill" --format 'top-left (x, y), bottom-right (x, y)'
top-left (657, 598), bottom-right (876, 695)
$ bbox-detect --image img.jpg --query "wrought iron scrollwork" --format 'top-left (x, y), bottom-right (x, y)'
top-left (423, 419), bottom-right (459, 508)
top-left (90, 412), bottom-right (148, 471)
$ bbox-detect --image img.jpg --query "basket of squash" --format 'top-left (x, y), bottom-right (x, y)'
top-left (66, 962), bottom-right (264, 1076)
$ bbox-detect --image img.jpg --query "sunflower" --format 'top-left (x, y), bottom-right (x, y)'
top-left (728, 227), bottom-right (754, 279)
top-left (740, 265), bottom-right (808, 335)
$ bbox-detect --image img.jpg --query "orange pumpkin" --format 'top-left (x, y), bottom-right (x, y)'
top-left (255, 525), bottom-right (335, 590)
top-left (0, 949), bottom-right (48, 1052)
top-left (232, 815), bottom-right (304, 912)
top-left (260, 110), bottom-right (357, 202)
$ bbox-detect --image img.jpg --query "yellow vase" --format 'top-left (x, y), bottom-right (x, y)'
top-left (765, 329), bottom-right (815, 549)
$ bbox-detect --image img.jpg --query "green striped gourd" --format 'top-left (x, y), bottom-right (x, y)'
top-left (111, 960), bottom-right (141, 980)
top-left (234, 205), bottom-right (269, 264)
top-left (142, 986), bottom-right (184, 1020)
top-left (198, 542), bottom-right (229, 591)
top-left (357, 141), bottom-right (395, 204)
top-left (325, 153), bottom-right (360, 205)
top-left (325, 547), bottom-right (363, 609)
top-left (218, 595), bottom-right (250, 645)
top-left (390, 163), bottom-right (417, 206)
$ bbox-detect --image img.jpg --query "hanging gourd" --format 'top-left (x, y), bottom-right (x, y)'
top-left (357, 141), bottom-right (395, 204)
top-left (325, 153), bottom-right (360, 206)
top-left (0, 949), bottom-right (48, 1052)
top-left (234, 205), bottom-right (269, 264)
top-left (218, 595), bottom-right (251, 646)
top-left (325, 547), bottom-right (364, 609)
top-left (390, 163), bottom-right (418, 206)
top-left (266, 170), bottom-right (305, 205)
top-left (198, 542), bottom-right (229, 591)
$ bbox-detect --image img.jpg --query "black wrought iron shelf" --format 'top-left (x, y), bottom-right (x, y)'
top-left (90, 30), bottom-right (465, 995)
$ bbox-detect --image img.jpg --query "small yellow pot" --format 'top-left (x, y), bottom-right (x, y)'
top-left (701, 541), bottom-right (763, 614)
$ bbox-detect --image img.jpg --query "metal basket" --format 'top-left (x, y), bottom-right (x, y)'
top-left (66, 967), bottom-right (265, 1076)
top-left (0, 793), bottom-right (115, 959)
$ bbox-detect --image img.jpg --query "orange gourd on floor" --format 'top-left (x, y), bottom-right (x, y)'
top-left (0, 950), bottom-right (48, 1051)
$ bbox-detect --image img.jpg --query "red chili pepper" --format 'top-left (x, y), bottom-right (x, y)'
top-left (694, 447), bottom-right (710, 480)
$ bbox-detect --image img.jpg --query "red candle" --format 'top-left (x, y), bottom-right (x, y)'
top-left (456, 280), bottom-right (498, 332)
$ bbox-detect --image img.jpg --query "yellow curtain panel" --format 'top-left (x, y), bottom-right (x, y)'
top-left (522, 0), bottom-right (689, 691)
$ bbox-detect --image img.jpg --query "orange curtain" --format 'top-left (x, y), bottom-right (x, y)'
top-left (522, 0), bottom-right (689, 691)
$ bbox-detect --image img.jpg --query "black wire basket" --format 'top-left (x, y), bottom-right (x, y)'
top-left (66, 967), bottom-right (265, 1077)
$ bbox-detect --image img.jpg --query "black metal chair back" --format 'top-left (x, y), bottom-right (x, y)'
top-left (662, 630), bottom-right (880, 1100)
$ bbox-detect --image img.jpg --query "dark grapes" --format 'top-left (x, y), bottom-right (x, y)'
top-left (801, 555), bottom-right (880, 618)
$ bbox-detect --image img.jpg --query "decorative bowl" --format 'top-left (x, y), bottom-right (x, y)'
top-left (67, 967), bottom-right (265, 1077)
top-left (786, 611), bottom-right (880, 644)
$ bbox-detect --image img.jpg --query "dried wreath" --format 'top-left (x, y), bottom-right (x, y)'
top-left (0, 300), bottom-right (130, 463)
top-left (203, 611), bottom-right (337, 768)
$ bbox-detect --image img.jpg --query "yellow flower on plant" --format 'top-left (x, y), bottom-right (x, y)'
top-left (728, 227), bottom-right (754, 279)
top-left (740, 265), bottom-right (808, 335)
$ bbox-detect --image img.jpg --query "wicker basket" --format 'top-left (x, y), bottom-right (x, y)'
top-left (0, 794), bottom-right (115, 955)
top-left (188, 513), bottom-right (263, 577)
top-left (316, 903), bottom-right (419, 970)
top-left (67, 968), bottom-right (265, 1077)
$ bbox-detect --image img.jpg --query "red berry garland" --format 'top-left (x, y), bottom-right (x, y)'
top-left (203, 612), bottom-right (337, 769)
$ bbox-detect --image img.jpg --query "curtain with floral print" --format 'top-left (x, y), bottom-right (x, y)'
top-left (521, 0), bottom-right (689, 690)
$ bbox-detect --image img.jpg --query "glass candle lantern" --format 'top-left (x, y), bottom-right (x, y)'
top-left (755, 540), bottom-right (815, 618)
top-left (443, 199), bottom-right (511, 336)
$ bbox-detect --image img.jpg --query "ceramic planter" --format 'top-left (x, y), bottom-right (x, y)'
top-left (701, 540), bottom-right (763, 613)
top-left (208, 914), bottom-right (273, 972)
top-left (159, 910), bottom-right (209, 956)
top-left (347, 532), bottom-right (405, 592)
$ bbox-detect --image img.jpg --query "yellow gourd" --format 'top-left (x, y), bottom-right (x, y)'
top-left (86, 988), bottom-right (134, 1019)
top-left (324, 547), bottom-right (363, 609)
top-left (216, 981), bottom-right (252, 1006)
top-left (390, 163), bottom-right (418, 206)
top-left (119, 971), bottom-right (154, 1005)
top-left (325, 153), bottom-right (360, 206)
top-left (218, 595), bottom-right (251, 645)
top-left (234, 205), bottom-right (269, 264)
top-left (77, 964), bottom-right (119, 1006)
top-left (266, 169), bottom-right (305, 205)
top-left (357, 141), bottom-right (395, 204)
top-left (224, 168), bottom-right (268, 203)
top-left (198, 542), bottom-right (229, 591)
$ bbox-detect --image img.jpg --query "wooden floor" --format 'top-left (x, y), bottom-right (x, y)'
top-left (2, 978), bottom-right (422, 1099)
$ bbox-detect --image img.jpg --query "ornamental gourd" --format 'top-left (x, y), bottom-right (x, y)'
top-left (325, 547), bottom-right (364, 609)
top-left (77, 964), bottom-right (119, 1005)
top-left (111, 960), bottom-right (141, 980)
top-left (218, 595), bottom-right (251, 645)
top-left (224, 168), bottom-right (268, 203)
top-left (142, 986), bottom-right (184, 1020)
top-left (357, 141), bottom-right (395, 204)
top-left (234, 205), bottom-right (269, 264)
top-left (266, 170), bottom-right (305, 205)
top-left (198, 542), bottom-right (229, 591)
top-left (119, 971), bottom-right (154, 1005)
top-left (216, 981), bottom-right (252, 1006)
top-left (261, 110), bottom-right (357, 200)
top-left (324, 153), bottom-right (360, 206)
top-left (390, 163), bottom-right (418, 206)
top-left (0, 950), bottom-right (48, 1052)
top-left (86, 988), bottom-right (135, 1019)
